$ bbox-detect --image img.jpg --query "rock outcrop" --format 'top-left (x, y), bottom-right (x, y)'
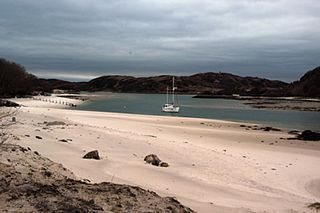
top-left (286, 66), bottom-right (320, 98)
top-left (83, 150), bottom-right (100, 160)
top-left (297, 130), bottom-right (320, 141)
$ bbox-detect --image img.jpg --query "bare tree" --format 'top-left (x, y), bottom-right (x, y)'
top-left (0, 58), bottom-right (37, 98)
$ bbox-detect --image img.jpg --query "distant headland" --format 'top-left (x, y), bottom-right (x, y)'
top-left (0, 58), bottom-right (319, 98)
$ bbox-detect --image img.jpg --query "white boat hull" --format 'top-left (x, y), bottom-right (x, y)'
top-left (162, 104), bottom-right (180, 113)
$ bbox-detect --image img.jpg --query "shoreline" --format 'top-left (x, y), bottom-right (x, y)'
top-left (193, 94), bottom-right (320, 112)
top-left (3, 96), bottom-right (320, 212)
top-left (244, 99), bottom-right (320, 112)
top-left (8, 92), bottom-right (320, 132)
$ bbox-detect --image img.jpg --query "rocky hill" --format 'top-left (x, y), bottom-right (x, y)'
top-left (87, 73), bottom-right (288, 96)
top-left (286, 66), bottom-right (320, 98)
top-left (1, 57), bottom-right (319, 97)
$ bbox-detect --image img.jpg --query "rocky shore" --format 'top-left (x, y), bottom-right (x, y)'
top-left (244, 99), bottom-right (320, 112)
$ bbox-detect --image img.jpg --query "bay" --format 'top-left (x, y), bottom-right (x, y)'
top-left (77, 93), bottom-right (320, 131)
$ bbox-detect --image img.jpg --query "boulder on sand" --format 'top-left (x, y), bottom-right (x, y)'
top-left (160, 162), bottom-right (169, 167)
top-left (297, 130), bottom-right (320, 141)
top-left (144, 154), bottom-right (169, 167)
top-left (83, 150), bottom-right (100, 160)
top-left (144, 154), bottom-right (161, 166)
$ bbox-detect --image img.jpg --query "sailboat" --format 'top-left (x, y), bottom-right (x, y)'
top-left (162, 76), bottom-right (180, 113)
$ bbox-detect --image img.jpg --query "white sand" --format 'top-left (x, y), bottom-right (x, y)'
top-left (7, 97), bottom-right (320, 212)
top-left (10, 95), bottom-right (83, 108)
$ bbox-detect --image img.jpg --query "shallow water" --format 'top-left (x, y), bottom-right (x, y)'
top-left (77, 93), bottom-right (320, 131)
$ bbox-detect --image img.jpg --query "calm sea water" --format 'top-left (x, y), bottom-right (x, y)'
top-left (77, 93), bottom-right (320, 131)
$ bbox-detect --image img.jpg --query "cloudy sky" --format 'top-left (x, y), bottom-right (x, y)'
top-left (0, 0), bottom-right (319, 82)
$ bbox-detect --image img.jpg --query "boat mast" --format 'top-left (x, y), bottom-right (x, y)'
top-left (172, 76), bottom-right (175, 104)
top-left (166, 86), bottom-right (169, 104)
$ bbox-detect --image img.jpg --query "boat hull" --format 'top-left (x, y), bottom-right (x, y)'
top-left (162, 105), bottom-right (180, 113)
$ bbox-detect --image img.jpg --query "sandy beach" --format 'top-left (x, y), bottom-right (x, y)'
top-left (6, 96), bottom-right (320, 212)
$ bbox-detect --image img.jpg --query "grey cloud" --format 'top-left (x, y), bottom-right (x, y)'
top-left (0, 0), bottom-right (319, 82)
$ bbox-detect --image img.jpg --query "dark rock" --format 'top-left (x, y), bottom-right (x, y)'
top-left (308, 202), bottom-right (320, 211)
top-left (45, 121), bottom-right (66, 126)
top-left (144, 155), bottom-right (169, 168)
top-left (35, 136), bottom-right (42, 140)
top-left (82, 179), bottom-right (91, 183)
top-left (0, 99), bottom-right (20, 107)
top-left (159, 162), bottom-right (169, 167)
top-left (297, 130), bottom-right (320, 141)
top-left (59, 139), bottom-right (68, 143)
top-left (83, 150), bottom-right (100, 160)
top-left (43, 170), bottom-right (52, 177)
top-left (19, 147), bottom-right (28, 153)
top-left (144, 154), bottom-right (161, 166)
top-left (288, 130), bottom-right (300, 135)
top-left (261, 127), bottom-right (281, 132)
